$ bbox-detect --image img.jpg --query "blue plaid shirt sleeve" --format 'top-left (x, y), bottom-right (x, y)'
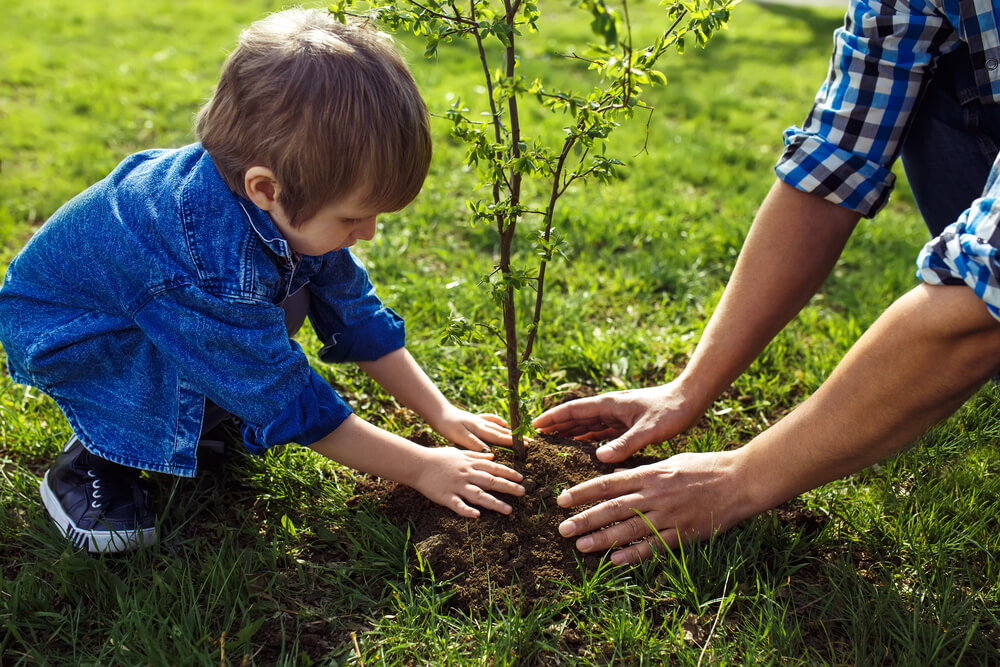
top-left (917, 156), bottom-right (1000, 322)
top-left (777, 0), bottom-right (963, 217)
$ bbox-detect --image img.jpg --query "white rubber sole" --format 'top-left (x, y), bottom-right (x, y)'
top-left (40, 471), bottom-right (157, 554)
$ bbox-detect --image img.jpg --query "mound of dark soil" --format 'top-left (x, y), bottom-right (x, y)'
top-left (353, 433), bottom-right (658, 611)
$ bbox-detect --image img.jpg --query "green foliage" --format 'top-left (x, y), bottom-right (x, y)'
top-left (333, 0), bottom-right (735, 457)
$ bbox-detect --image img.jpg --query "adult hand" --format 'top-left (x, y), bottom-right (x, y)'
top-left (532, 382), bottom-right (702, 463)
top-left (555, 450), bottom-right (754, 564)
top-left (430, 405), bottom-right (513, 453)
top-left (413, 447), bottom-right (525, 518)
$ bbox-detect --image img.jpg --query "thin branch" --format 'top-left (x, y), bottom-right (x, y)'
top-left (406, 0), bottom-right (476, 26)
top-left (663, 8), bottom-right (689, 45)
top-left (621, 0), bottom-right (634, 112)
top-left (558, 141), bottom-right (590, 198)
top-left (476, 322), bottom-right (507, 348)
top-left (521, 121), bottom-right (581, 362)
top-left (634, 103), bottom-right (656, 157)
top-left (468, 0), bottom-right (503, 146)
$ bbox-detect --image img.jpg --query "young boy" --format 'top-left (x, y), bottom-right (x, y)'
top-left (0, 8), bottom-right (524, 554)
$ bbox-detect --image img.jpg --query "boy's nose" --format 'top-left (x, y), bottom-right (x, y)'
top-left (355, 217), bottom-right (377, 241)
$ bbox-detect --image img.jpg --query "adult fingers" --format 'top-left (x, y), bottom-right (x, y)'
top-left (533, 396), bottom-right (610, 430)
top-left (566, 512), bottom-right (654, 551)
top-left (556, 468), bottom-right (642, 509)
top-left (533, 413), bottom-right (610, 436)
top-left (537, 422), bottom-right (604, 439)
top-left (610, 530), bottom-right (678, 565)
top-left (558, 490), bottom-right (648, 539)
top-left (594, 425), bottom-right (655, 463)
top-left (569, 426), bottom-right (628, 443)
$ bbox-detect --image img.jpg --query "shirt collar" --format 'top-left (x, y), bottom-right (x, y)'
top-left (237, 199), bottom-right (295, 263)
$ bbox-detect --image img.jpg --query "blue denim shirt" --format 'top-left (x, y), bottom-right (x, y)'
top-left (0, 144), bottom-right (405, 476)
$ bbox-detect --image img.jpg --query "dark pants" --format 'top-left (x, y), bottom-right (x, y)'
top-left (901, 44), bottom-right (1000, 237)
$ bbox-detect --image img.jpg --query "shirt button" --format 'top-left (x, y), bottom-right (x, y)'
top-left (987, 58), bottom-right (999, 71)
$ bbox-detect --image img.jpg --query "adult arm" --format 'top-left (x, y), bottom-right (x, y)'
top-left (534, 181), bottom-right (860, 461)
top-left (556, 282), bottom-right (1000, 564)
top-left (535, 0), bottom-right (966, 460)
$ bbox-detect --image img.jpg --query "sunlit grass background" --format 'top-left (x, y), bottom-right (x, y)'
top-left (3, 0), bottom-right (999, 663)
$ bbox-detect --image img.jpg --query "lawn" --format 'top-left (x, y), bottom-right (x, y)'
top-left (2, 0), bottom-right (999, 664)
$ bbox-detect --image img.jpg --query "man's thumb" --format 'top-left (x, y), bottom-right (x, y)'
top-left (595, 433), bottom-right (641, 463)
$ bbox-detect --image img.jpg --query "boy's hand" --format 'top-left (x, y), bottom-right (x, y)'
top-left (413, 448), bottom-right (525, 518)
top-left (430, 405), bottom-right (513, 453)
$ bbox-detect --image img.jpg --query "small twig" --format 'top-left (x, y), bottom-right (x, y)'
top-left (634, 104), bottom-right (655, 157)
top-left (351, 632), bottom-right (364, 667)
top-left (473, 320), bottom-right (507, 347)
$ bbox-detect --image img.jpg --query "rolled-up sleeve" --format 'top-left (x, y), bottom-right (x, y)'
top-left (134, 283), bottom-right (353, 450)
top-left (917, 163), bottom-right (1000, 322)
top-left (777, 0), bottom-right (959, 217)
top-left (239, 366), bottom-right (352, 452)
top-left (307, 249), bottom-right (406, 363)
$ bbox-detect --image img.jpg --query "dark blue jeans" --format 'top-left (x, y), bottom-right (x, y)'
top-left (901, 44), bottom-right (1000, 237)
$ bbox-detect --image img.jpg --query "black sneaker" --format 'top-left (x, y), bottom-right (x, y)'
top-left (39, 436), bottom-right (157, 553)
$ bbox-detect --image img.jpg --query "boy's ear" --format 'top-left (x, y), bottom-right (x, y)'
top-left (244, 166), bottom-right (281, 211)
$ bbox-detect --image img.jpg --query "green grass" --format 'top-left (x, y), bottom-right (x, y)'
top-left (3, 0), bottom-right (1000, 664)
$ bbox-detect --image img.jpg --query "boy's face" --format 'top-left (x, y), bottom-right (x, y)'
top-left (269, 191), bottom-right (381, 257)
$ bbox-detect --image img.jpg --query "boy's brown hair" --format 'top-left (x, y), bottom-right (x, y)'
top-left (197, 8), bottom-right (432, 227)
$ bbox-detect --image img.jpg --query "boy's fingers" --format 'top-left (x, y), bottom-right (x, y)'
top-left (477, 460), bottom-right (524, 483)
top-left (477, 423), bottom-right (513, 446)
top-left (461, 449), bottom-right (494, 459)
top-left (479, 413), bottom-right (509, 427)
top-left (475, 472), bottom-right (524, 497)
top-left (450, 496), bottom-right (481, 518)
top-left (460, 433), bottom-right (490, 453)
top-left (464, 486), bottom-right (512, 514)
